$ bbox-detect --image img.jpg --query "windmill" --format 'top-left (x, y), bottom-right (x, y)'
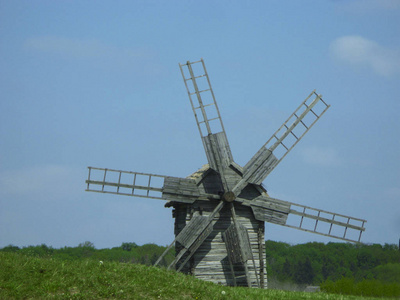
top-left (85, 58), bottom-right (366, 288)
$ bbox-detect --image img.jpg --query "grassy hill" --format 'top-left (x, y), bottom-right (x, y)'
top-left (0, 252), bottom-right (393, 299)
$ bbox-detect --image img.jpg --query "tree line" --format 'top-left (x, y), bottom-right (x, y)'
top-left (265, 240), bottom-right (400, 285)
top-left (2, 240), bottom-right (399, 286)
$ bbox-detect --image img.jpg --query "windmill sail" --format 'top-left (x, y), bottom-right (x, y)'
top-left (232, 91), bottom-right (330, 196)
top-left (154, 201), bottom-right (225, 270)
top-left (86, 167), bottom-right (165, 199)
top-left (223, 203), bottom-right (260, 288)
top-left (240, 195), bottom-right (366, 243)
top-left (86, 167), bottom-right (219, 203)
top-left (179, 59), bottom-right (233, 174)
top-left (285, 202), bottom-right (366, 243)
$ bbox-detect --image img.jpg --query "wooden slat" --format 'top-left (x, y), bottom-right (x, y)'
top-left (202, 132), bottom-right (234, 171)
top-left (223, 223), bottom-right (252, 264)
top-left (86, 180), bottom-right (163, 193)
top-left (172, 200), bottom-right (264, 288)
top-left (232, 91), bottom-right (330, 197)
top-left (180, 59), bottom-right (234, 176)
top-left (289, 208), bottom-right (364, 231)
top-left (86, 167), bottom-right (167, 196)
top-left (239, 195), bottom-right (290, 224)
top-left (285, 204), bottom-right (366, 243)
top-left (176, 215), bottom-right (210, 247)
top-left (231, 151), bottom-right (277, 196)
top-left (169, 201), bottom-right (225, 271)
top-left (242, 148), bottom-right (278, 185)
top-left (86, 166), bottom-right (225, 205)
top-left (239, 192), bottom-right (366, 242)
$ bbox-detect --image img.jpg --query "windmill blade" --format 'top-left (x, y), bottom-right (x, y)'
top-left (86, 166), bottom-right (219, 204)
top-left (239, 195), bottom-right (291, 226)
top-left (157, 201), bottom-right (225, 271)
top-left (241, 195), bottom-right (366, 243)
top-left (222, 203), bottom-right (260, 288)
top-left (179, 59), bottom-right (234, 175)
top-left (285, 202), bottom-right (366, 243)
top-left (232, 91), bottom-right (330, 196)
top-left (153, 214), bottom-right (214, 269)
top-left (223, 223), bottom-right (253, 287)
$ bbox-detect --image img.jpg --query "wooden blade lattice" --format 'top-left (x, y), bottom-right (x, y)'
top-left (179, 59), bottom-right (233, 174)
top-left (86, 167), bottom-right (165, 199)
top-left (241, 195), bottom-right (366, 243)
top-left (286, 202), bottom-right (366, 243)
top-left (232, 91), bottom-right (330, 196)
top-left (86, 166), bottom-right (219, 203)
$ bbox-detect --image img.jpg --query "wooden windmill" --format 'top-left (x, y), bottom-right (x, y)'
top-left (85, 58), bottom-right (366, 288)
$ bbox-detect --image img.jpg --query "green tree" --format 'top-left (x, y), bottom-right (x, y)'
top-left (294, 257), bottom-right (314, 284)
top-left (121, 242), bottom-right (138, 251)
top-left (78, 241), bottom-right (95, 249)
top-left (373, 263), bottom-right (400, 283)
top-left (1, 245), bottom-right (20, 252)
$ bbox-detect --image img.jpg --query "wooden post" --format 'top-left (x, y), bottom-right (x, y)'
top-left (258, 220), bottom-right (265, 289)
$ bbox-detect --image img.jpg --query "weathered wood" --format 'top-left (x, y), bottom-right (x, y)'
top-left (186, 164), bottom-right (209, 184)
top-left (223, 223), bottom-right (252, 264)
top-left (230, 203), bottom-right (260, 288)
top-left (86, 167), bottom-right (167, 199)
top-left (221, 164), bottom-right (243, 191)
top-left (196, 169), bottom-right (224, 195)
top-left (86, 179), bottom-right (163, 193)
top-left (202, 132), bottom-right (233, 171)
top-left (163, 177), bottom-right (209, 202)
top-left (169, 201), bottom-right (224, 271)
top-left (258, 220), bottom-right (266, 289)
top-left (243, 148), bottom-right (278, 185)
top-left (237, 194), bottom-right (290, 225)
top-left (223, 221), bottom-right (256, 288)
top-left (231, 91), bottom-right (330, 197)
top-left (180, 59), bottom-right (234, 174)
top-left (285, 204), bottom-right (366, 243)
top-left (176, 215), bottom-right (211, 248)
top-left (172, 199), bottom-right (266, 288)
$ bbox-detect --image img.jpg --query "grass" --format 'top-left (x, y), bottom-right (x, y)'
top-left (0, 252), bottom-right (395, 299)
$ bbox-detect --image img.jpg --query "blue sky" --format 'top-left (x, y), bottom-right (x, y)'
top-left (1, 0), bottom-right (399, 249)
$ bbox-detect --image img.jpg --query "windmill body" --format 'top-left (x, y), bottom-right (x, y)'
top-left (86, 59), bottom-right (366, 288)
top-left (167, 165), bottom-right (267, 287)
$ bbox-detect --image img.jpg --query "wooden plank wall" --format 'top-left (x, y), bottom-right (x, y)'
top-left (172, 200), bottom-right (267, 288)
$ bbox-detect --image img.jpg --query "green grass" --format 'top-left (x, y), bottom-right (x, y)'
top-left (321, 278), bottom-right (400, 298)
top-left (0, 252), bottom-right (394, 299)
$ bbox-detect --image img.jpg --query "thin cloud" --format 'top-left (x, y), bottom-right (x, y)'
top-left (330, 35), bottom-right (400, 76)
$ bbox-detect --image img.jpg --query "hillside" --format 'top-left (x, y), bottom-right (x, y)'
top-left (0, 252), bottom-right (389, 299)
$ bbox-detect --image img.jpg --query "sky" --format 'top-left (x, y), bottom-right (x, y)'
top-left (0, 0), bottom-right (399, 249)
